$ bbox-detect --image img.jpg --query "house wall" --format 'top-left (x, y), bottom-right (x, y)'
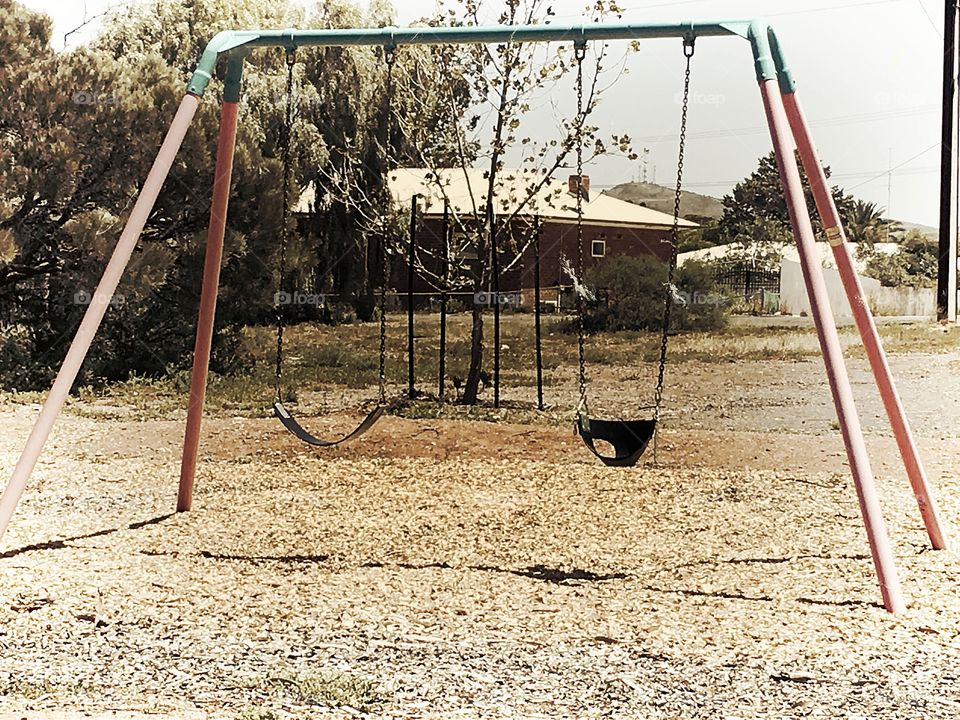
top-left (392, 216), bottom-right (675, 309)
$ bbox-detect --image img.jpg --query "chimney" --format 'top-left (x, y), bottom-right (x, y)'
top-left (568, 174), bottom-right (590, 202)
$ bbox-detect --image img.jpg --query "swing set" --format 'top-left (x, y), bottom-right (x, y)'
top-left (0, 20), bottom-right (950, 614)
top-left (270, 36), bottom-right (689, 463)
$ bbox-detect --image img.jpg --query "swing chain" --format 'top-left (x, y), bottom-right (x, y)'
top-left (574, 40), bottom-right (588, 411)
top-left (653, 37), bottom-right (694, 426)
top-left (378, 46), bottom-right (397, 405)
top-left (275, 45), bottom-right (297, 402)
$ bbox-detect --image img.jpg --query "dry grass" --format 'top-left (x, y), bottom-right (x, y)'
top-left (10, 314), bottom-right (953, 423)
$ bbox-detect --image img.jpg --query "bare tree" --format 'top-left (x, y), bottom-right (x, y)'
top-left (403, 0), bottom-right (634, 404)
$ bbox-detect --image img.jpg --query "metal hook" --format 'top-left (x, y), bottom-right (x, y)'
top-left (383, 28), bottom-right (398, 65)
top-left (384, 43), bottom-right (397, 66)
top-left (573, 39), bottom-right (587, 61)
top-left (682, 36), bottom-right (696, 58)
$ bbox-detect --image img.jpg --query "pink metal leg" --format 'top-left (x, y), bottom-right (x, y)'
top-left (0, 94), bottom-right (202, 543)
top-left (177, 100), bottom-right (241, 512)
top-left (760, 79), bottom-right (905, 613)
top-left (783, 91), bottom-right (949, 551)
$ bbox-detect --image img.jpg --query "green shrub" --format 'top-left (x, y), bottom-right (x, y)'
top-left (674, 259), bottom-right (730, 331)
top-left (577, 255), bottom-right (728, 333)
top-left (353, 293), bottom-right (377, 322)
top-left (864, 252), bottom-right (910, 287)
top-left (863, 229), bottom-right (938, 288)
top-left (0, 325), bottom-right (51, 391)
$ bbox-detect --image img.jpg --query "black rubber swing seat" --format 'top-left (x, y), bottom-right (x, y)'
top-left (576, 414), bottom-right (657, 468)
top-left (273, 401), bottom-right (384, 447)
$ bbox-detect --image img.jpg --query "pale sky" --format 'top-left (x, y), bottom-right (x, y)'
top-left (24, 0), bottom-right (949, 226)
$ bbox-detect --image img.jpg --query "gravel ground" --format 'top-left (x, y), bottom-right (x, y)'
top-left (1, 353), bottom-right (959, 719)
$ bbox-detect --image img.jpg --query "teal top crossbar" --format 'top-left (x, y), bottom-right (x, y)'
top-left (186, 19), bottom-right (796, 101)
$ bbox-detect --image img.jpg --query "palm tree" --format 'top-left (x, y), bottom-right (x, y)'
top-left (844, 199), bottom-right (901, 253)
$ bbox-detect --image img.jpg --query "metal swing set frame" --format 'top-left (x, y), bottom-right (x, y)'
top-left (0, 19), bottom-right (950, 613)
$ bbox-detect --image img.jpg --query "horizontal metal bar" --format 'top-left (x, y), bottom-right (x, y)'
top-left (187, 19), bottom-right (765, 96)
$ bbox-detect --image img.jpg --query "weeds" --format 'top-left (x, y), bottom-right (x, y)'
top-left (245, 670), bottom-right (386, 712)
top-left (237, 708), bottom-right (278, 720)
top-left (8, 314), bottom-right (955, 422)
top-left (0, 678), bottom-right (90, 699)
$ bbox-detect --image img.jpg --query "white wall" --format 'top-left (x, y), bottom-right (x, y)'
top-left (871, 286), bottom-right (936, 317)
top-left (779, 258), bottom-right (881, 319)
top-left (779, 259), bottom-right (935, 318)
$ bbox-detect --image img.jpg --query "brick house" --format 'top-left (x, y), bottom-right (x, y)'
top-left (387, 168), bottom-right (697, 309)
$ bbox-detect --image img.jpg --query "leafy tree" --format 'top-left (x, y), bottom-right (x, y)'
top-left (846, 199), bottom-right (901, 256)
top-left (722, 216), bottom-right (793, 267)
top-left (863, 229), bottom-right (938, 288)
top-left (677, 216), bottom-right (722, 252)
top-left (0, 0), bottom-right (232, 387)
top-left (0, 0), bottom-right (50, 66)
top-left (2, 0), bottom-right (460, 389)
top-left (718, 151), bottom-right (855, 243)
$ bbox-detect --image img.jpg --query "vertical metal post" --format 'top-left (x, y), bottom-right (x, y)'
top-left (939, 0), bottom-right (958, 321)
top-left (533, 215), bottom-right (544, 411)
top-left (760, 78), bottom-right (905, 613)
top-left (491, 215), bottom-right (501, 408)
top-left (438, 199), bottom-right (449, 400)
top-left (0, 94), bottom-right (201, 541)
top-left (408, 195), bottom-right (417, 400)
top-left (784, 91), bottom-right (949, 551)
top-left (178, 97), bottom-right (242, 512)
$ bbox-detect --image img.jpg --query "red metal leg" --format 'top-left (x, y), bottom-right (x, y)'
top-left (177, 100), bottom-right (241, 512)
top-left (783, 91), bottom-right (949, 551)
top-left (760, 79), bottom-right (905, 613)
top-left (0, 94), bottom-right (202, 543)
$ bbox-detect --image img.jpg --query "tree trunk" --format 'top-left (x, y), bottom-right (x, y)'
top-left (461, 277), bottom-right (484, 404)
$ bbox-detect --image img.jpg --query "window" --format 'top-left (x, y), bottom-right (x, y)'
top-left (591, 239), bottom-right (606, 257)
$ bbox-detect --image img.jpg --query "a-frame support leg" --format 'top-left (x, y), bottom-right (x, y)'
top-left (178, 56), bottom-right (245, 513)
top-left (0, 94), bottom-right (202, 542)
top-left (759, 78), bottom-right (905, 613)
top-left (783, 90), bottom-right (949, 552)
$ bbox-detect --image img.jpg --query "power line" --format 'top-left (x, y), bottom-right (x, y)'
top-left (846, 142), bottom-right (941, 190)
top-left (632, 105), bottom-right (939, 144)
top-left (767, 0), bottom-right (907, 17)
top-left (914, 0), bottom-right (942, 35)
top-left (677, 167), bottom-right (937, 189)
top-left (647, 149), bottom-right (939, 190)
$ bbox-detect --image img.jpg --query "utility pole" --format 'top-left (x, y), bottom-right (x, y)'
top-left (887, 147), bottom-right (893, 242)
top-left (938, 0), bottom-right (958, 321)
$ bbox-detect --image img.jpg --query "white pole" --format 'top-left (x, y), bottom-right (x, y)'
top-left (0, 94), bottom-right (201, 542)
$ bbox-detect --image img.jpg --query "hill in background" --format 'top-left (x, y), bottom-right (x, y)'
top-left (898, 220), bottom-right (938, 240)
top-left (607, 181), bottom-right (939, 240)
top-left (604, 181), bottom-right (723, 220)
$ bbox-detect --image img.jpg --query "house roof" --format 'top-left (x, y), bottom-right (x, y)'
top-left (388, 168), bottom-right (698, 229)
top-left (293, 168), bottom-right (697, 230)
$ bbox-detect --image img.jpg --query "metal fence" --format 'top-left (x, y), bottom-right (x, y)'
top-left (712, 260), bottom-right (781, 299)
